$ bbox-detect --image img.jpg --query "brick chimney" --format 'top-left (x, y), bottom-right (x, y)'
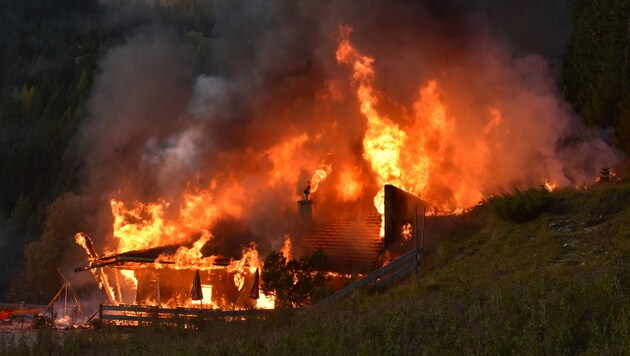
top-left (297, 198), bottom-right (313, 226)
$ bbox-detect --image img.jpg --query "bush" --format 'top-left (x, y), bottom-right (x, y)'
top-left (490, 187), bottom-right (553, 223)
top-left (261, 250), bottom-right (328, 307)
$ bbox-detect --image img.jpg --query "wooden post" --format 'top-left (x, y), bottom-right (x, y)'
top-left (64, 283), bottom-right (68, 316)
top-left (156, 274), bottom-right (161, 307)
top-left (421, 207), bottom-right (426, 251)
top-left (414, 205), bottom-right (418, 251)
top-left (52, 295), bottom-right (55, 325)
top-left (414, 205), bottom-right (419, 273)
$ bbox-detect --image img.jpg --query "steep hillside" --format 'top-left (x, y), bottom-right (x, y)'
top-left (423, 181), bottom-right (630, 292)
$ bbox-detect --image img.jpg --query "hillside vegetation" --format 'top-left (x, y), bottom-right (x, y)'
top-left (3, 180), bottom-right (630, 354)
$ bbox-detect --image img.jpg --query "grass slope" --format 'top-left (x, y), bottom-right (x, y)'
top-left (3, 182), bottom-right (630, 355)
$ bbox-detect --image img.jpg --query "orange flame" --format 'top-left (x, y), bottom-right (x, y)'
top-left (309, 164), bottom-right (332, 194)
top-left (336, 25), bottom-right (498, 218)
top-left (265, 133), bottom-right (310, 187)
top-left (544, 179), bottom-right (557, 192)
top-left (82, 181), bottom-right (274, 308)
top-left (75, 232), bottom-right (117, 304)
top-left (280, 234), bottom-right (292, 261)
top-left (109, 179), bottom-right (246, 254)
top-left (156, 233), bottom-right (215, 270)
top-left (401, 223), bottom-right (413, 241)
top-left (77, 23), bottom-right (584, 311)
top-left (337, 166), bottom-right (364, 202)
top-left (336, 26), bottom-right (407, 189)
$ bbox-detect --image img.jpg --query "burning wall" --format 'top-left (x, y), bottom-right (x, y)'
top-left (76, 233), bottom-right (274, 309)
top-left (71, 1), bottom-right (621, 308)
top-left (134, 267), bottom-right (256, 309)
top-left (302, 184), bottom-right (439, 274)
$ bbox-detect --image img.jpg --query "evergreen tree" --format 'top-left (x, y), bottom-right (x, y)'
top-left (563, 0), bottom-right (630, 153)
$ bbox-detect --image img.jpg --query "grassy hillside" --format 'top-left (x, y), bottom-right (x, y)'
top-left (3, 181), bottom-right (630, 355)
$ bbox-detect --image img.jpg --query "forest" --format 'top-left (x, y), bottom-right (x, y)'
top-left (0, 0), bottom-right (628, 302)
top-left (0, 0), bottom-right (214, 300)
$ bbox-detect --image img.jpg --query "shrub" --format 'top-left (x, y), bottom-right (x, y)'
top-left (261, 250), bottom-right (328, 307)
top-left (490, 187), bottom-right (553, 223)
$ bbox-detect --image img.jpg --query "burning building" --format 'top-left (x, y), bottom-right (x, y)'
top-left (71, 1), bottom-right (619, 312)
top-left (75, 233), bottom-right (272, 309)
top-left (301, 184), bottom-right (443, 274)
top-left (75, 184), bottom-right (447, 309)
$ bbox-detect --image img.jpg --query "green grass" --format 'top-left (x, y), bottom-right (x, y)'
top-left (3, 182), bottom-right (630, 355)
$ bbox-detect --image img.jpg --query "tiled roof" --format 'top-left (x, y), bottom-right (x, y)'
top-left (304, 210), bottom-right (383, 274)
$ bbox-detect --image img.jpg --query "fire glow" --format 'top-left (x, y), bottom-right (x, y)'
top-left (75, 17), bottom-right (618, 311)
top-left (335, 25), bottom-right (489, 224)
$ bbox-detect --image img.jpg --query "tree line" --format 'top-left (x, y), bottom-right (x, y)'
top-left (0, 0), bottom-right (215, 301)
top-left (562, 0), bottom-right (630, 153)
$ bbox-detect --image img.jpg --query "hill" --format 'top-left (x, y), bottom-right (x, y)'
top-left (3, 180), bottom-right (630, 354)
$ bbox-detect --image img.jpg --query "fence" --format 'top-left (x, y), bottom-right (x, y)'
top-left (98, 304), bottom-right (273, 326)
top-left (316, 248), bottom-right (421, 306)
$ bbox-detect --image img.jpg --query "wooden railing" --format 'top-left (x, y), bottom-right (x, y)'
top-left (316, 248), bottom-right (421, 306)
top-left (98, 304), bottom-right (273, 326)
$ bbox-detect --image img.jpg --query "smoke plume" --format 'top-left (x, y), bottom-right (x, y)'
top-left (75, 0), bottom-right (621, 257)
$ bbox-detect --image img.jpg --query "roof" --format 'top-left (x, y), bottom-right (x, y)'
top-left (74, 244), bottom-right (230, 272)
top-left (304, 209), bottom-right (384, 274)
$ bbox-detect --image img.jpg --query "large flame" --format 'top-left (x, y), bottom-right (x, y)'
top-left (77, 25), bottom-right (500, 307)
top-left (74, 20), bottom-right (613, 312)
top-left (336, 166), bottom-right (364, 202)
top-left (109, 179), bottom-right (247, 254)
top-left (336, 26), bottom-right (407, 191)
top-left (336, 25), bottom-right (499, 217)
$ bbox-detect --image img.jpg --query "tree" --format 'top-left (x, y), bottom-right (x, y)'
top-left (562, 0), bottom-right (630, 154)
top-left (11, 194), bottom-right (86, 303)
top-left (261, 250), bottom-right (328, 307)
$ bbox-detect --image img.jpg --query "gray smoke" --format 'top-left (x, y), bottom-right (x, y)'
top-left (75, 0), bottom-right (621, 256)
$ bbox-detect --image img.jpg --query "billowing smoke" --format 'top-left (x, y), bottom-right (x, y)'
top-left (75, 0), bottom-right (621, 257)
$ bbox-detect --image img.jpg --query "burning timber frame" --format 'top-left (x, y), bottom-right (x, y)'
top-left (74, 184), bottom-right (444, 310)
top-left (74, 245), bottom-right (199, 272)
top-left (74, 240), bottom-right (260, 309)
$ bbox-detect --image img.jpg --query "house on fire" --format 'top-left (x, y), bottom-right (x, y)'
top-left (300, 184), bottom-right (444, 274)
top-left (74, 243), bottom-right (252, 308)
top-left (75, 184), bottom-right (446, 307)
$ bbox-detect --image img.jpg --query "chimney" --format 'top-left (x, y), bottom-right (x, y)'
top-left (297, 198), bottom-right (313, 226)
top-left (298, 180), bottom-right (313, 226)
